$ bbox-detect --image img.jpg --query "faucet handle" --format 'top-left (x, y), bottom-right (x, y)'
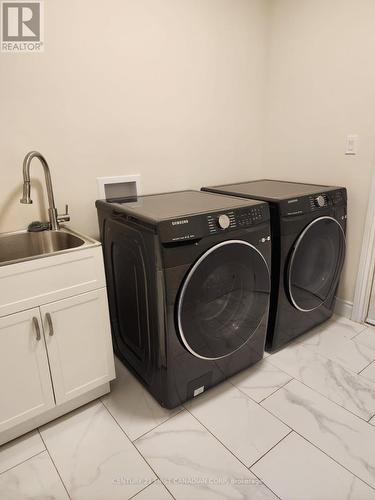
top-left (57, 204), bottom-right (70, 224)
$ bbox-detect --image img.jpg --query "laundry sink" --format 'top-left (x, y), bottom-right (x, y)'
top-left (0, 228), bottom-right (96, 266)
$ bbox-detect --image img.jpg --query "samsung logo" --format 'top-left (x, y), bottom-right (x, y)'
top-left (172, 219), bottom-right (189, 226)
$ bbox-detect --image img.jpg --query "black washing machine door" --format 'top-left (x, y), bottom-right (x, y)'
top-left (287, 216), bottom-right (346, 312)
top-left (176, 240), bottom-right (270, 360)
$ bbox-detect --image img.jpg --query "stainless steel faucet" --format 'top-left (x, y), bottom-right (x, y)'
top-left (20, 151), bottom-right (70, 231)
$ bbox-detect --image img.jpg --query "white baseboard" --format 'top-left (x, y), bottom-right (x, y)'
top-left (334, 297), bottom-right (354, 319)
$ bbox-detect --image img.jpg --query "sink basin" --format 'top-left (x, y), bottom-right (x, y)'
top-left (0, 230), bottom-right (89, 266)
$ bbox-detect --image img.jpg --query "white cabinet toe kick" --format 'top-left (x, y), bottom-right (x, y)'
top-left (0, 243), bottom-right (115, 446)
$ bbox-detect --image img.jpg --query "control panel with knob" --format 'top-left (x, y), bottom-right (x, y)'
top-left (314, 195), bottom-right (326, 208)
top-left (206, 206), bottom-right (266, 235)
top-left (217, 214), bottom-right (230, 230)
top-left (284, 189), bottom-right (345, 216)
top-left (307, 193), bottom-right (331, 213)
top-left (160, 204), bottom-right (268, 243)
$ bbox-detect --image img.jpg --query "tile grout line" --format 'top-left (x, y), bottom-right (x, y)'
top-left (262, 371), bottom-right (373, 424)
top-left (109, 370), bottom-right (285, 498)
top-left (282, 340), bottom-right (362, 376)
top-left (258, 384), bottom-right (375, 493)
top-left (357, 359), bottom-right (375, 376)
top-left (249, 429), bottom-right (293, 470)
top-left (298, 339), bottom-right (375, 375)
top-left (351, 325), bottom-right (370, 340)
top-left (100, 396), bottom-right (184, 443)
top-left (232, 381), bottom-right (294, 432)
top-left (258, 377), bottom-right (294, 404)
top-left (0, 449), bottom-right (46, 477)
top-left (127, 478), bottom-right (159, 500)
top-left (182, 405), bottom-right (282, 500)
top-left (351, 322), bottom-right (375, 377)
top-left (37, 428), bottom-right (72, 500)
top-left (265, 354), bottom-right (375, 423)
top-left (248, 468), bottom-right (282, 500)
top-left (226, 358), bottom-right (293, 405)
top-left (100, 400), bottom-right (177, 500)
top-left (292, 429), bottom-right (375, 493)
top-left (287, 322), bottom-right (374, 372)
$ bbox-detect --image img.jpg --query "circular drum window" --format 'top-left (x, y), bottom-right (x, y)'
top-left (177, 240), bottom-right (270, 360)
top-left (287, 216), bottom-right (346, 312)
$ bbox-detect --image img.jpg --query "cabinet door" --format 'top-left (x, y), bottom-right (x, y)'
top-left (41, 289), bottom-right (115, 404)
top-left (0, 309), bottom-right (55, 432)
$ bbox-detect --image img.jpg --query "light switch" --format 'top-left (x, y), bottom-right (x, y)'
top-left (345, 134), bottom-right (358, 155)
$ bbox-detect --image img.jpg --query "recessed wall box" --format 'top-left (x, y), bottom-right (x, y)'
top-left (97, 175), bottom-right (141, 201)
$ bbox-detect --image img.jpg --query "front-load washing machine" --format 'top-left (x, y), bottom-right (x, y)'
top-left (202, 180), bottom-right (346, 352)
top-left (96, 190), bottom-right (271, 408)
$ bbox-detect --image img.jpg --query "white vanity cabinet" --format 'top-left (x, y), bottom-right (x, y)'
top-left (41, 289), bottom-right (114, 405)
top-left (0, 238), bottom-right (115, 445)
top-left (0, 308), bottom-right (55, 432)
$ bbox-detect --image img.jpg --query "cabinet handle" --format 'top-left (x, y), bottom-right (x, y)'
top-left (33, 317), bottom-right (41, 341)
top-left (46, 312), bottom-right (54, 336)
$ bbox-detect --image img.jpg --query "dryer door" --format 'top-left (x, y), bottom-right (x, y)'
top-left (287, 216), bottom-right (346, 312)
top-left (177, 240), bottom-right (270, 360)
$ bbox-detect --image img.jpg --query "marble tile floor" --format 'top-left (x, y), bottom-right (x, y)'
top-left (1, 315), bottom-right (375, 499)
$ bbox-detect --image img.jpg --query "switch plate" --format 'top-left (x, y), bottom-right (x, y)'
top-left (345, 134), bottom-right (358, 155)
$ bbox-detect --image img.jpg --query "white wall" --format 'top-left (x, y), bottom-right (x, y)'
top-left (263, 0), bottom-right (375, 303)
top-left (0, 0), bottom-right (269, 237)
top-left (1, 0), bottom-right (373, 305)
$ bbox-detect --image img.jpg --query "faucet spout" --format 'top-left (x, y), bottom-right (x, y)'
top-left (20, 151), bottom-right (69, 231)
top-left (20, 180), bottom-right (32, 204)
